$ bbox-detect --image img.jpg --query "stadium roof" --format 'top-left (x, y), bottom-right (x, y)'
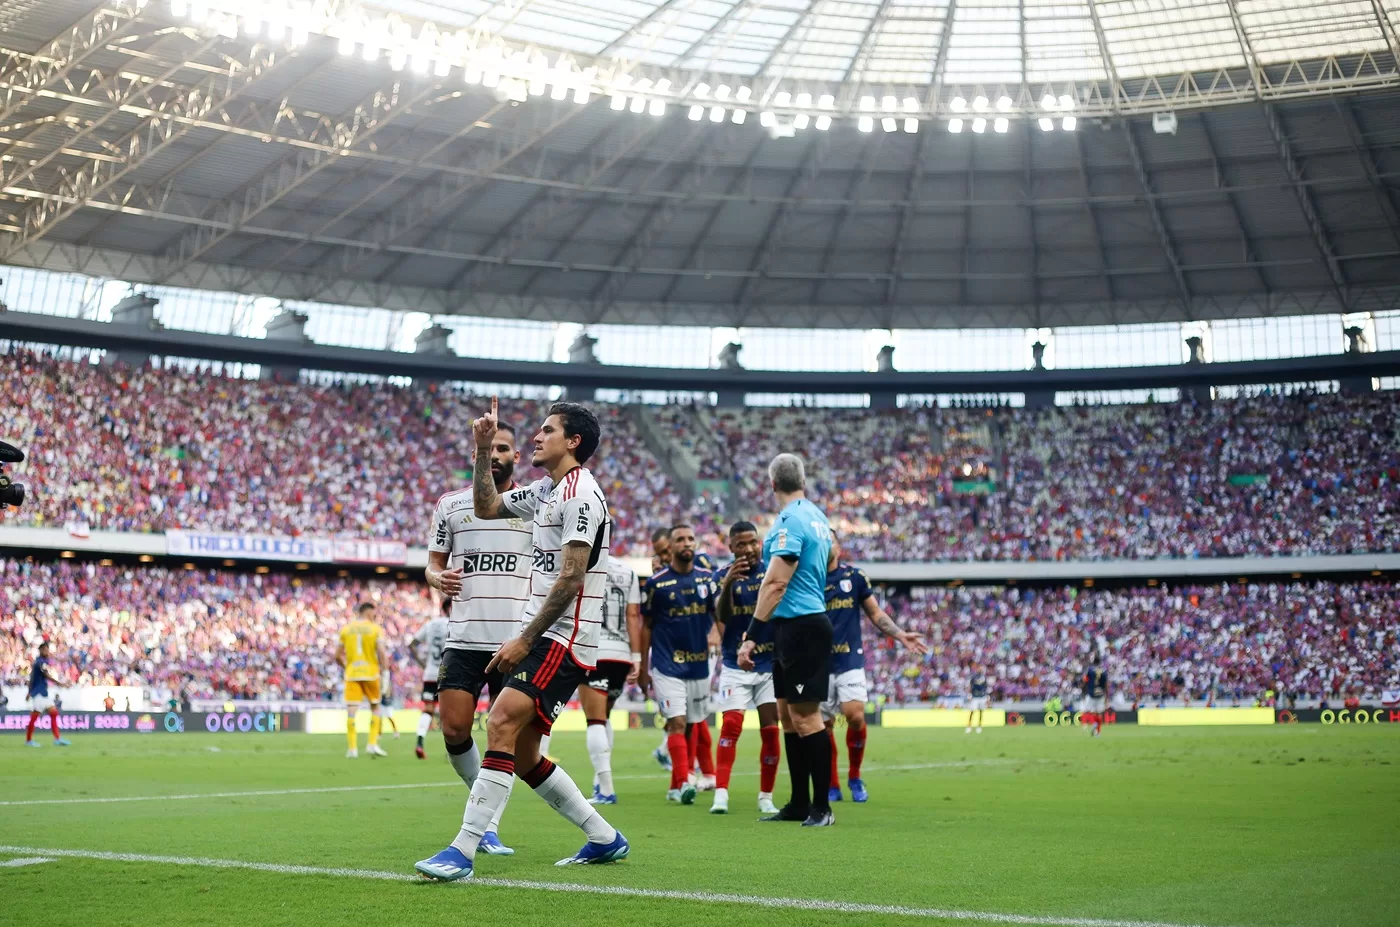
top-left (0, 0), bottom-right (1398, 329)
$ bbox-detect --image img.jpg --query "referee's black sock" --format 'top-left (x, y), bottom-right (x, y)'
top-left (783, 731), bottom-right (810, 814)
top-left (802, 730), bottom-right (832, 813)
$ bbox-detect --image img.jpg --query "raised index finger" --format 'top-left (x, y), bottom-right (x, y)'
top-left (491, 395), bottom-right (498, 419)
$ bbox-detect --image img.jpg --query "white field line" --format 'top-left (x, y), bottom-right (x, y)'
top-left (0, 759), bottom-right (1018, 808)
top-left (0, 857), bottom-right (54, 867)
top-left (0, 844), bottom-right (1220, 927)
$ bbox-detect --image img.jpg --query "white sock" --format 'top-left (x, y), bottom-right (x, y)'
top-left (532, 765), bottom-right (616, 844)
top-left (586, 723), bottom-right (613, 795)
top-left (450, 768), bottom-right (513, 858)
top-left (487, 775), bottom-right (512, 833)
top-left (416, 712), bottom-right (432, 738)
top-left (538, 733), bottom-right (552, 757)
top-left (447, 740), bottom-right (481, 788)
top-left (605, 719), bottom-right (614, 749)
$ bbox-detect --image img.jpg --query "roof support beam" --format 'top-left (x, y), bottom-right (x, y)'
top-left (153, 78), bottom-right (445, 283)
top-left (0, 1), bottom-right (146, 128)
top-left (1198, 112), bottom-right (1269, 292)
top-left (885, 127), bottom-right (929, 310)
top-left (842, 0), bottom-right (897, 85)
top-left (1122, 120), bottom-right (1193, 314)
top-left (658, 134), bottom-right (767, 306)
top-left (588, 129), bottom-right (734, 319)
top-left (1335, 97), bottom-right (1400, 252)
top-left (446, 119), bottom-right (666, 299)
top-left (1262, 102), bottom-right (1349, 309)
top-left (1, 45), bottom-right (286, 260)
top-left (1072, 130), bottom-right (1115, 303)
top-left (811, 133), bottom-right (878, 305)
top-left (735, 132), bottom-right (835, 307)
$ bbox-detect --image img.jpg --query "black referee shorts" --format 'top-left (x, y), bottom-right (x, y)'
top-left (772, 613), bottom-right (832, 703)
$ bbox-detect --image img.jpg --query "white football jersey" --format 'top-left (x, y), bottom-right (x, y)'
top-left (502, 466), bottom-right (611, 669)
top-left (598, 555), bottom-right (641, 664)
top-left (429, 486), bottom-right (533, 652)
top-left (412, 616), bottom-right (450, 681)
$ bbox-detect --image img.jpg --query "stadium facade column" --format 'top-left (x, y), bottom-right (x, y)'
top-left (1184, 336), bottom-right (1212, 405)
top-left (1340, 325), bottom-right (1375, 394)
top-left (560, 333), bottom-right (601, 402)
top-left (101, 294), bottom-right (161, 369)
top-left (871, 345), bottom-right (898, 410)
top-left (259, 308), bottom-right (310, 384)
top-left (715, 342), bottom-right (745, 408)
top-left (413, 324), bottom-right (456, 388)
top-left (1024, 341), bottom-right (1055, 410)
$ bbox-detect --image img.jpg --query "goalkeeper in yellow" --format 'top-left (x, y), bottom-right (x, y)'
top-left (338, 602), bottom-right (389, 758)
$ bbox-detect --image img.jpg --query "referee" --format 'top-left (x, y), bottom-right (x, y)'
top-left (737, 453), bottom-right (835, 827)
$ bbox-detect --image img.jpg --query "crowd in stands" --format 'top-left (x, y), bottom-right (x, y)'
top-left (3, 558), bottom-right (1393, 706)
top-left (7, 350), bottom-right (676, 557)
top-left (8, 348), bottom-right (1400, 564)
top-left (871, 581), bottom-right (1398, 706)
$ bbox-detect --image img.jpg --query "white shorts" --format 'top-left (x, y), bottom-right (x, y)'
top-left (967, 696), bottom-right (989, 711)
top-left (30, 696), bottom-right (54, 713)
top-left (1081, 696), bottom-right (1106, 712)
top-left (715, 665), bottom-right (776, 713)
top-left (653, 672), bottom-right (710, 723)
top-left (820, 669), bottom-right (869, 720)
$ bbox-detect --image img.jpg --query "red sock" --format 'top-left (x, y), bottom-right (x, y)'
top-left (758, 725), bottom-right (781, 794)
top-left (50, 712), bottom-right (61, 739)
top-left (25, 712), bottom-right (38, 742)
top-left (667, 731), bottom-right (690, 790)
top-left (1083, 712), bottom-right (1096, 728)
top-left (846, 724), bottom-right (866, 780)
top-left (694, 721), bottom-right (714, 776)
top-left (715, 711), bottom-right (744, 789)
top-left (828, 728), bottom-right (840, 790)
top-left (1095, 714), bottom-right (1104, 734)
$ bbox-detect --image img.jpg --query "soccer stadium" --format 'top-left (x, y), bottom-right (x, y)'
top-left (2, 0), bottom-right (1399, 923)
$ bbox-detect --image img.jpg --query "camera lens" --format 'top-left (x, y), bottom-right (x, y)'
top-left (0, 481), bottom-right (22, 507)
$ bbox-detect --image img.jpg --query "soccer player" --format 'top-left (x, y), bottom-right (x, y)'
top-left (24, 642), bottom-right (70, 747)
top-left (580, 554), bottom-right (643, 804)
top-left (823, 539), bottom-right (928, 802)
top-left (645, 527), bottom-right (675, 773)
top-left (337, 602), bottom-right (387, 758)
top-left (710, 520), bottom-right (781, 815)
top-left (641, 524), bottom-right (719, 805)
top-left (415, 399), bottom-right (627, 881)
top-left (423, 420), bottom-right (533, 855)
top-left (411, 600), bottom-right (450, 759)
top-left (966, 664), bottom-right (989, 734)
top-left (1082, 656), bottom-right (1109, 736)
top-left (738, 453), bottom-right (835, 827)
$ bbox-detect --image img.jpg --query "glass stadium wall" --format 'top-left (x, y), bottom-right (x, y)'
top-left (3, 264), bottom-right (1394, 407)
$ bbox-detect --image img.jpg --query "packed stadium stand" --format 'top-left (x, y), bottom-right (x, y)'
top-left (10, 347), bottom-right (1398, 562)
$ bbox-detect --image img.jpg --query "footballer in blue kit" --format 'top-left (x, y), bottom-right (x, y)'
top-left (640, 524), bottom-right (718, 804)
top-left (709, 521), bottom-right (781, 815)
top-left (822, 538), bottom-right (928, 803)
top-left (25, 642), bottom-right (71, 746)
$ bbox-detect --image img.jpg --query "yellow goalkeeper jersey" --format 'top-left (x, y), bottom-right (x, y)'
top-left (339, 619), bottom-right (382, 682)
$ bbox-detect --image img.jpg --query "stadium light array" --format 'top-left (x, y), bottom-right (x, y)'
top-left (147, 0), bottom-right (1088, 140)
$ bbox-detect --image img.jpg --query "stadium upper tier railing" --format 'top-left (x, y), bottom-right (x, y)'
top-left (3, 309), bottom-right (1399, 394)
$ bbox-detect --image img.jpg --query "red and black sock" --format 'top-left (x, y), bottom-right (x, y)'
top-left (482, 750), bottom-right (515, 777)
top-left (521, 756), bottom-right (556, 789)
top-left (667, 731), bottom-right (689, 790)
top-left (758, 725), bottom-right (781, 794)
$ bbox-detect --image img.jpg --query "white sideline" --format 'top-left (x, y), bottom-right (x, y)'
top-left (0, 857), bottom-right (54, 867)
top-left (0, 844), bottom-right (1216, 927)
top-left (0, 759), bottom-right (1016, 807)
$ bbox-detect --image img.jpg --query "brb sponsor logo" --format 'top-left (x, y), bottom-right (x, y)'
top-left (202, 711), bottom-right (289, 733)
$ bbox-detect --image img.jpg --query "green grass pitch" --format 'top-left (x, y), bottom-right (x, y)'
top-left (1, 725), bottom-right (1396, 927)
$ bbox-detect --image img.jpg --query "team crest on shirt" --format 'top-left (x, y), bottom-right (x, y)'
top-left (840, 579), bottom-right (852, 593)
top-left (697, 584), bottom-right (708, 600)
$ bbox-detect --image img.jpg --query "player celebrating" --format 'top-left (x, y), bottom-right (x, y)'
top-left (337, 602), bottom-right (388, 758)
top-left (24, 642), bottom-right (70, 747)
top-left (410, 600), bottom-right (450, 759)
top-left (823, 539), bottom-right (927, 802)
top-left (423, 420), bottom-right (533, 856)
top-left (1082, 655), bottom-right (1109, 736)
top-left (966, 664), bottom-right (989, 733)
top-left (710, 521), bottom-right (781, 815)
top-left (415, 399), bottom-right (627, 881)
top-left (641, 524), bottom-right (719, 805)
top-left (581, 554), bottom-right (643, 804)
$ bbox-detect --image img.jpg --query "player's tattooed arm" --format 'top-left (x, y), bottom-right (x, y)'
top-left (862, 597), bottom-right (930, 654)
top-left (471, 396), bottom-right (509, 519)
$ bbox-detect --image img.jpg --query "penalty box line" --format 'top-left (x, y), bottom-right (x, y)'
top-left (0, 759), bottom-right (1018, 808)
top-left (0, 844), bottom-right (1219, 927)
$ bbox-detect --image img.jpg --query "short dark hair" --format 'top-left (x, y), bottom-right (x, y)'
top-left (546, 401), bottom-right (601, 464)
top-left (357, 602), bottom-right (375, 614)
top-left (651, 527), bottom-right (671, 543)
top-left (728, 520), bottom-right (757, 538)
top-left (495, 422), bottom-right (516, 438)
top-left (669, 523), bottom-right (693, 538)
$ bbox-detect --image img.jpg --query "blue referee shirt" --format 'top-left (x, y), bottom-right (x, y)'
top-left (761, 498), bottom-right (832, 619)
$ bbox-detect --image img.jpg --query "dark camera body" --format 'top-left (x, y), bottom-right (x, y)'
top-left (0, 439), bottom-right (24, 509)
